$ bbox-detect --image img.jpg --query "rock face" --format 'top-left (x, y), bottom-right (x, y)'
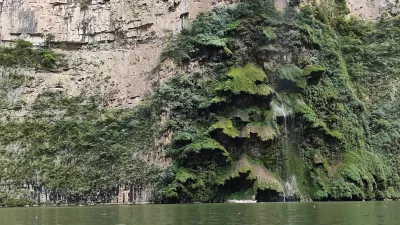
top-left (0, 0), bottom-right (399, 205)
top-left (0, 0), bottom-right (236, 108)
top-left (347, 0), bottom-right (400, 19)
top-left (0, 0), bottom-right (398, 110)
top-left (0, 0), bottom-right (239, 206)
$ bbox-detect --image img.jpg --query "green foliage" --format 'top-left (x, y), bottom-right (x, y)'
top-left (241, 123), bottom-right (277, 141)
top-left (160, 1), bottom-right (280, 64)
top-left (220, 156), bottom-right (283, 197)
top-left (278, 65), bottom-right (306, 88)
top-left (262, 26), bottom-right (277, 40)
top-left (329, 150), bottom-right (392, 200)
top-left (155, 0), bottom-right (400, 202)
top-left (226, 20), bottom-right (242, 31)
top-left (183, 137), bottom-right (230, 160)
top-left (0, 90), bottom-right (160, 203)
top-left (302, 65), bottom-right (325, 76)
top-left (160, 6), bottom-right (247, 64)
top-left (0, 189), bottom-right (33, 207)
top-left (209, 119), bottom-right (240, 138)
top-left (226, 161), bottom-right (257, 181)
top-left (4, 0), bottom-right (400, 204)
top-left (216, 64), bottom-right (272, 96)
top-left (176, 168), bottom-right (197, 183)
top-left (43, 33), bottom-right (55, 49)
top-left (255, 179), bottom-right (282, 192)
top-left (0, 40), bottom-right (63, 70)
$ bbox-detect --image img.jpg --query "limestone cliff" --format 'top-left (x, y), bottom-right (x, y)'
top-left (0, 0), bottom-right (398, 111)
top-left (0, 0), bottom-right (237, 110)
top-left (0, 0), bottom-right (399, 206)
top-left (0, 0), bottom-right (240, 206)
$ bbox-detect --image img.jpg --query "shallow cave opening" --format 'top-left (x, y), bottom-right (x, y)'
top-left (306, 73), bottom-right (322, 85)
top-left (256, 189), bottom-right (281, 202)
top-left (223, 171), bottom-right (255, 194)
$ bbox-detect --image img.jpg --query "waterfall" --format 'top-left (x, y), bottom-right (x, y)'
top-left (283, 176), bottom-right (299, 202)
top-left (281, 100), bottom-right (287, 134)
top-left (284, 180), bottom-right (292, 202)
top-left (272, 99), bottom-right (289, 135)
top-left (272, 97), bottom-right (299, 202)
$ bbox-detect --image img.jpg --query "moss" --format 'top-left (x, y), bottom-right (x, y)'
top-left (302, 65), bottom-right (325, 76)
top-left (212, 96), bottom-right (227, 103)
top-left (209, 119), bottom-right (240, 138)
top-left (155, 1), bottom-right (400, 202)
top-left (331, 150), bottom-right (390, 199)
top-left (176, 168), bottom-right (197, 183)
top-left (183, 137), bottom-right (231, 161)
top-left (220, 156), bottom-right (284, 199)
top-left (293, 98), bottom-right (344, 141)
top-left (232, 109), bottom-right (251, 122)
top-left (216, 64), bottom-right (273, 96)
top-left (241, 123), bottom-right (277, 141)
top-left (206, 38), bottom-right (232, 55)
top-left (255, 179), bottom-right (282, 192)
top-left (229, 164), bottom-right (256, 181)
top-left (225, 20), bottom-right (242, 31)
top-left (262, 26), bottom-right (277, 40)
top-left (0, 90), bottom-right (160, 202)
top-left (293, 100), bottom-right (320, 127)
top-left (4, 0), bottom-right (400, 204)
top-left (278, 65), bottom-right (306, 88)
top-left (0, 40), bottom-right (63, 70)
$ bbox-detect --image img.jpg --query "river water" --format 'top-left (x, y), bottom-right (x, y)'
top-left (0, 202), bottom-right (399, 225)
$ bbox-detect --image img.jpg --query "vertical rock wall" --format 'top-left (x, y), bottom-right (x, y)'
top-left (0, 0), bottom-right (237, 108)
top-left (0, 0), bottom-right (398, 109)
top-left (0, 0), bottom-right (399, 205)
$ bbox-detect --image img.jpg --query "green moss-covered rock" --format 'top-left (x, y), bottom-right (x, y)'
top-left (216, 64), bottom-right (273, 96)
top-left (220, 156), bottom-right (283, 194)
top-left (302, 65), bottom-right (325, 76)
top-left (184, 137), bottom-right (231, 161)
top-left (278, 65), bottom-right (306, 88)
top-left (262, 26), bottom-right (277, 40)
top-left (0, 40), bottom-right (64, 70)
top-left (241, 123), bottom-right (277, 141)
top-left (4, 0), bottom-right (400, 205)
top-left (209, 119), bottom-right (240, 138)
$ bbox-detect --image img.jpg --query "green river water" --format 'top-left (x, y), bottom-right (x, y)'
top-left (0, 202), bottom-right (399, 225)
